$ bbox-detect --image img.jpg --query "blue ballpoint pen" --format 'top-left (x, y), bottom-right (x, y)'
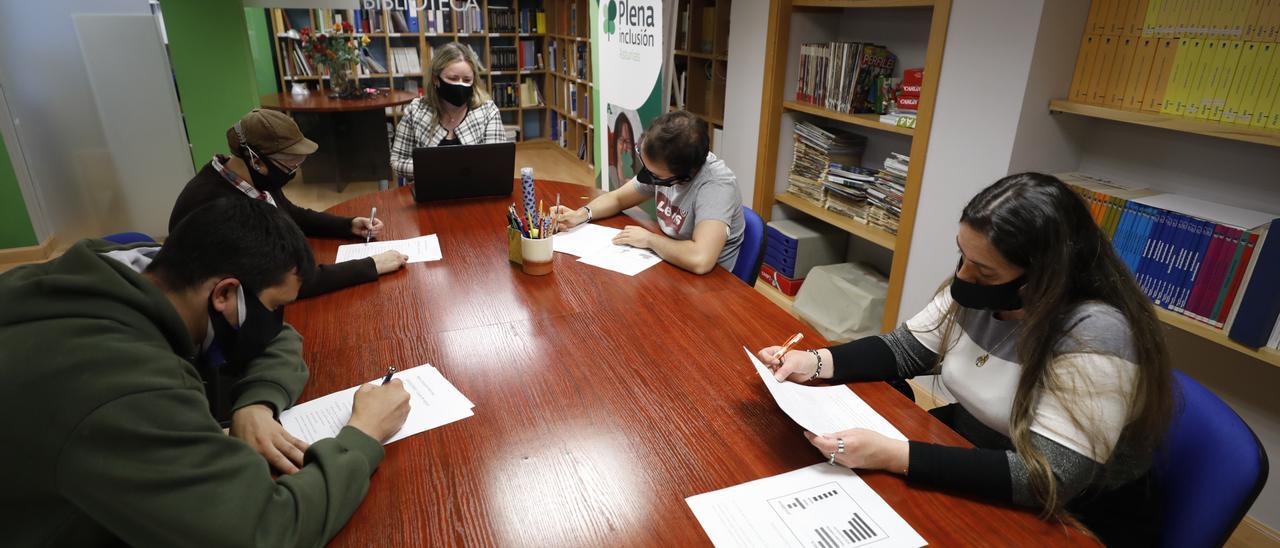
top-left (381, 366), bottom-right (396, 385)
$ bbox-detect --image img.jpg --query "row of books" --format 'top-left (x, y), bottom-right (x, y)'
top-left (389, 46), bottom-right (423, 75)
top-left (517, 40), bottom-right (542, 70)
top-left (488, 6), bottom-right (518, 33)
top-left (1085, 0), bottom-right (1280, 40)
top-left (520, 8), bottom-right (547, 34)
top-left (492, 78), bottom-right (546, 108)
top-left (546, 41), bottom-right (588, 79)
top-left (795, 42), bottom-right (897, 114)
top-left (1070, 36), bottom-right (1280, 130)
top-left (492, 46), bottom-right (519, 71)
top-left (280, 39), bottom-right (316, 77)
top-left (1063, 173), bottom-right (1280, 349)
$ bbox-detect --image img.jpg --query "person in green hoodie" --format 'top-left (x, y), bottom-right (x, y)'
top-left (0, 198), bottom-right (410, 547)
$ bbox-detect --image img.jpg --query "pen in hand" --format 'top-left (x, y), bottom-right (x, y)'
top-left (381, 366), bottom-right (396, 385)
top-left (773, 332), bottom-right (804, 362)
top-left (366, 207), bottom-right (378, 245)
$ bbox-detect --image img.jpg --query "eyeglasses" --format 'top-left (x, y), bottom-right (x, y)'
top-left (633, 141), bottom-right (689, 187)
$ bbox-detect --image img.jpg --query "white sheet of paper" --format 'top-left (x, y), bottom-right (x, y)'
top-left (686, 463), bottom-right (926, 548)
top-left (576, 244), bottom-right (663, 276)
top-left (335, 234), bottom-right (442, 264)
top-left (552, 223), bottom-right (621, 257)
top-left (279, 364), bottom-right (473, 445)
top-left (745, 348), bottom-right (906, 440)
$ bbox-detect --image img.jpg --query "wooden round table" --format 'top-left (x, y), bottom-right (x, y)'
top-left (261, 90), bottom-right (418, 191)
top-left (284, 180), bottom-right (1097, 546)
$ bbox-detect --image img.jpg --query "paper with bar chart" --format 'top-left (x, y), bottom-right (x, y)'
top-left (686, 463), bottom-right (925, 548)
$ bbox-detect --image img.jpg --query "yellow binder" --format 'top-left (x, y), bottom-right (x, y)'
top-left (1209, 40), bottom-right (1245, 120)
top-left (1223, 42), bottom-right (1261, 122)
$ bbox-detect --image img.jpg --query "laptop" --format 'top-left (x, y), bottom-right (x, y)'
top-left (410, 142), bottom-right (516, 202)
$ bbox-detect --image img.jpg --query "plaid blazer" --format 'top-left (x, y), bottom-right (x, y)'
top-left (390, 98), bottom-right (507, 181)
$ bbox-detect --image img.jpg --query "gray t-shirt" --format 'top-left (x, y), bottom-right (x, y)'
top-left (632, 152), bottom-right (744, 272)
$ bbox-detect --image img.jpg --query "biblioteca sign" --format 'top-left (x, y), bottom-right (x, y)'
top-left (362, 0), bottom-right (480, 10)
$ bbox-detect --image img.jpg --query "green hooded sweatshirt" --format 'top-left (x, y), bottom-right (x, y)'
top-left (0, 240), bottom-right (384, 547)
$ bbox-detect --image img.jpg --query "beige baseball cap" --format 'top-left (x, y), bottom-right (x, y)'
top-left (230, 108), bottom-right (319, 156)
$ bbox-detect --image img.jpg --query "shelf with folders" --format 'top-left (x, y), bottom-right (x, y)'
top-left (540, 0), bottom-right (593, 167)
top-left (1043, 1), bottom-right (1280, 367)
top-left (752, 0), bottom-right (951, 332)
top-left (266, 0), bottom-right (549, 142)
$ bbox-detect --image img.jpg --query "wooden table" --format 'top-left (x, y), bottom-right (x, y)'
top-left (261, 90), bottom-right (417, 191)
top-left (285, 181), bottom-right (1097, 546)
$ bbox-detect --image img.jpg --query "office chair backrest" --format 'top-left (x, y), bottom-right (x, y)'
top-left (1155, 370), bottom-right (1268, 547)
top-left (102, 232), bottom-right (156, 245)
top-left (732, 206), bottom-right (766, 286)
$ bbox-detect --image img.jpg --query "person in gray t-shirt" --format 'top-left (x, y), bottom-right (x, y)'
top-left (551, 111), bottom-right (744, 274)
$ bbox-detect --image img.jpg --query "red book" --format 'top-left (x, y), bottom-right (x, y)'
top-left (1185, 224), bottom-right (1230, 322)
top-left (896, 95), bottom-right (919, 110)
top-left (900, 83), bottom-right (922, 96)
top-left (902, 67), bottom-right (924, 87)
top-left (1217, 231), bottom-right (1260, 326)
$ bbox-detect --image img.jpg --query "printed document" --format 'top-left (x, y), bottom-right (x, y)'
top-left (686, 463), bottom-right (926, 548)
top-left (336, 234), bottom-right (442, 264)
top-left (745, 347), bottom-right (906, 440)
top-left (280, 364), bottom-right (473, 445)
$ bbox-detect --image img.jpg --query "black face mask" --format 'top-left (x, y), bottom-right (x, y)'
top-left (437, 78), bottom-right (474, 108)
top-left (636, 167), bottom-right (690, 187)
top-left (246, 153), bottom-right (297, 193)
top-left (205, 283), bottom-right (285, 372)
top-left (950, 274), bottom-right (1027, 311)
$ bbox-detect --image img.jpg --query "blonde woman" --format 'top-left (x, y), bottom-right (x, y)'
top-left (390, 42), bottom-right (507, 182)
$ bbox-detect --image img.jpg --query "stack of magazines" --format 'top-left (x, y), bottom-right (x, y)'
top-left (785, 121), bottom-right (866, 206)
top-left (823, 163), bottom-right (878, 222)
top-left (867, 153), bottom-right (909, 234)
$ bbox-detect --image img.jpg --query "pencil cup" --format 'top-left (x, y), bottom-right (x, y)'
top-left (507, 227), bottom-right (523, 264)
top-left (520, 235), bottom-right (554, 276)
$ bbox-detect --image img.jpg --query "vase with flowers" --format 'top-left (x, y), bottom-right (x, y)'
top-left (300, 23), bottom-right (371, 99)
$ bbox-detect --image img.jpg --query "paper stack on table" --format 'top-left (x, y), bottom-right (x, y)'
top-left (552, 223), bottom-right (661, 276)
top-left (744, 347), bottom-right (906, 440)
top-left (280, 364), bottom-right (473, 445)
top-left (686, 463), bottom-right (925, 548)
top-left (335, 234), bottom-right (442, 264)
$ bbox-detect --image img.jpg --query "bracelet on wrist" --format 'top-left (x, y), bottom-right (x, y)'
top-left (807, 349), bottom-right (823, 382)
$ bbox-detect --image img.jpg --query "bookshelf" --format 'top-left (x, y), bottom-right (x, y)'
top-left (544, 1), bottom-right (594, 168)
top-left (1048, 100), bottom-right (1280, 149)
top-left (672, 0), bottom-right (731, 150)
top-left (267, 2), bottom-right (551, 143)
top-left (752, 0), bottom-right (951, 332)
top-left (1047, 1), bottom-right (1280, 366)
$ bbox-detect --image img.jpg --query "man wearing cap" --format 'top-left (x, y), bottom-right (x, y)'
top-left (170, 109), bottom-right (408, 298)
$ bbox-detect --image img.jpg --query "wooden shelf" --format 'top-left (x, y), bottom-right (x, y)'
top-left (783, 101), bottom-right (915, 137)
top-left (774, 193), bottom-right (898, 250)
top-left (793, 0), bottom-right (937, 7)
top-left (1048, 100), bottom-right (1280, 149)
top-left (675, 50), bottom-right (728, 61)
top-left (1155, 308), bottom-right (1280, 368)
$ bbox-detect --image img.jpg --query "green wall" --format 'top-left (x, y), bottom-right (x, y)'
top-left (0, 134), bottom-right (37, 249)
top-left (244, 8), bottom-right (280, 98)
top-left (160, 0), bottom-right (261, 169)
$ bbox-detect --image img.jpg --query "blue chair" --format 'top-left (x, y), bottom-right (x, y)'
top-left (102, 232), bottom-right (156, 245)
top-left (731, 206), bottom-right (766, 286)
top-left (1155, 370), bottom-right (1268, 547)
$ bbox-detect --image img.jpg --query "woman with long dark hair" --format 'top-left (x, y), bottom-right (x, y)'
top-left (757, 172), bottom-right (1173, 544)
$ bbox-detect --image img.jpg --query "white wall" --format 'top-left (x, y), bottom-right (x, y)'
top-left (720, 0), bottom-right (769, 204)
top-left (896, 0), bottom-right (1052, 319)
top-left (0, 0), bottom-right (190, 243)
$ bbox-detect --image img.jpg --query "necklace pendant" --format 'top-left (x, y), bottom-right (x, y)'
top-left (975, 354), bottom-right (990, 367)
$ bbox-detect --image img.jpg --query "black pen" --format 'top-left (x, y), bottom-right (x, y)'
top-left (381, 366), bottom-right (396, 385)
